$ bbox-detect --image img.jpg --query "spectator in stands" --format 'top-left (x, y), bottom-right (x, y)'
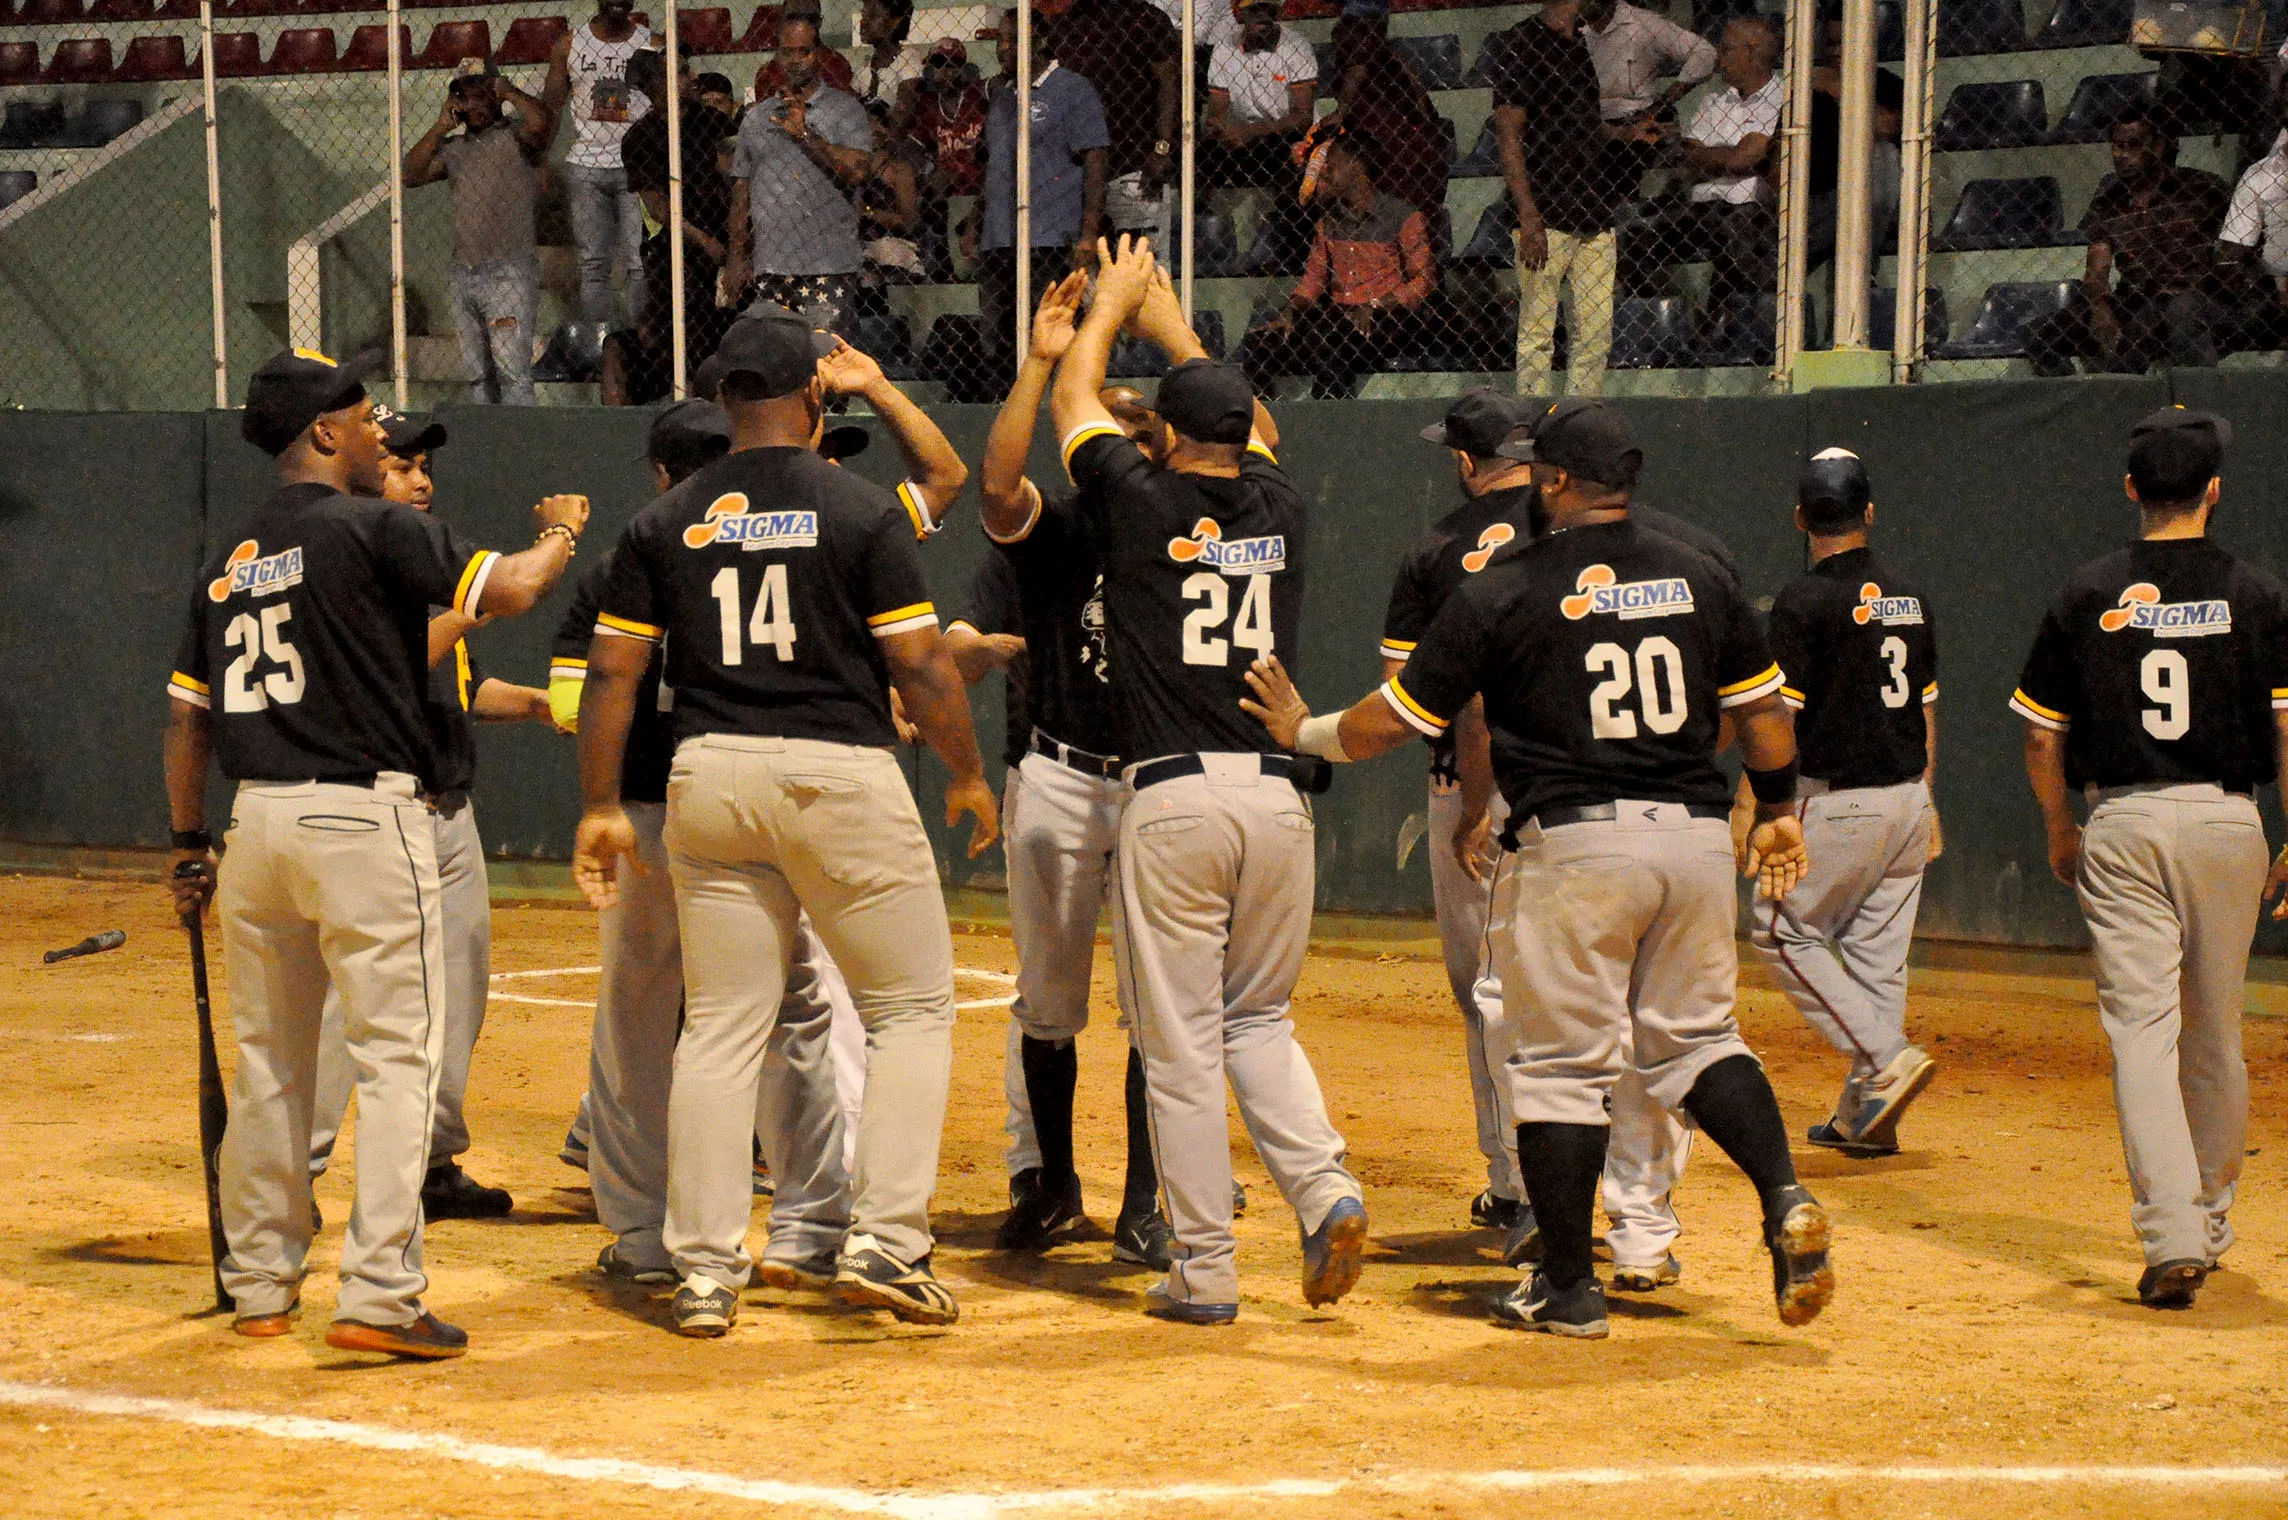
top-left (1317, 9), bottom-right (1449, 247)
top-left (728, 13), bottom-right (875, 335)
top-left (696, 72), bottom-right (739, 119)
top-left (1622, 15), bottom-right (1781, 332)
top-left (1236, 133), bottom-right (1435, 398)
top-left (1147, 0), bottom-right (1237, 49)
top-left (1805, 6), bottom-right (1902, 274)
top-left (2218, 131), bottom-right (2288, 353)
top-left (602, 48), bottom-right (737, 406)
top-left (543, 0), bottom-right (653, 327)
top-left (855, 0), bottom-right (929, 127)
top-left (1486, 0), bottom-right (1632, 398)
top-left (753, 0), bottom-right (857, 100)
top-left (405, 61), bottom-right (551, 406)
top-left (860, 98), bottom-right (928, 286)
top-left (1578, 0), bottom-right (1713, 187)
top-left (1051, 0), bottom-right (1181, 252)
top-left (2026, 106), bottom-right (2232, 375)
top-left (912, 38), bottom-right (988, 281)
top-left (966, 8), bottom-right (1108, 385)
top-left (1203, 0), bottom-right (1317, 189)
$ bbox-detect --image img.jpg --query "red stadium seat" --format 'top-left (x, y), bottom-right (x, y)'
top-left (209, 29), bottom-right (265, 75)
top-left (89, 0), bottom-right (158, 20)
top-left (18, 0), bottom-right (89, 24)
top-left (411, 18), bottom-right (487, 68)
top-left (41, 36), bottom-right (113, 82)
top-left (114, 33), bottom-right (193, 79)
top-left (732, 3), bottom-right (778, 51)
top-left (154, 0), bottom-right (203, 16)
top-left (0, 40), bottom-right (37, 84)
top-left (493, 14), bottom-right (566, 64)
top-left (267, 25), bottom-right (337, 72)
top-left (678, 6), bottom-right (733, 53)
top-left (337, 22), bottom-right (409, 71)
top-left (220, 0), bottom-right (289, 15)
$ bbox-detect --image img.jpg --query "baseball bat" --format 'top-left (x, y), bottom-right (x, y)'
top-left (43, 929), bottom-right (125, 964)
top-left (175, 864), bottom-right (233, 1315)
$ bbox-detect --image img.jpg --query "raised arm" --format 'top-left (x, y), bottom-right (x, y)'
top-left (1050, 236), bottom-right (1154, 443)
top-left (1127, 261), bottom-right (1277, 449)
top-left (540, 33), bottom-right (573, 146)
top-left (981, 270), bottom-right (1086, 540)
top-left (819, 340), bottom-right (968, 530)
top-left (500, 79), bottom-right (554, 153)
top-left (473, 494), bottom-right (591, 617)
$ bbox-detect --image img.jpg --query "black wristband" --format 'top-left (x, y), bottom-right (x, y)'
top-left (172, 828), bottom-right (212, 852)
top-left (1745, 761), bottom-right (1798, 806)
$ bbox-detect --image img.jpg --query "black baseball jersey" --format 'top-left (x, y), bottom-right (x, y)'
top-left (1389, 518), bottom-right (1782, 819)
top-left (554, 550), bottom-right (676, 803)
top-left (2010, 537), bottom-right (2288, 791)
top-left (950, 547), bottom-right (1033, 771)
top-left (1062, 426), bottom-right (1305, 760)
top-left (430, 630), bottom-right (483, 795)
top-left (168, 482), bottom-right (496, 787)
top-left (1768, 546), bottom-right (1937, 789)
top-left (595, 446), bottom-right (935, 748)
top-left (1380, 484), bottom-right (1537, 786)
top-left (974, 489), bottom-right (1118, 757)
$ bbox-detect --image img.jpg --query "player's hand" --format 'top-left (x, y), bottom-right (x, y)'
top-left (945, 774), bottom-right (1001, 858)
top-left (978, 632), bottom-right (1027, 668)
top-left (889, 686), bottom-right (919, 745)
top-left (572, 807), bottom-right (642, 911)
top-left (1926, 807), bottom-right (1944, 863)
top-left (534, 493), bottom-right (590, 536)
top-left (2266, 845), bottom-right (2288, 919)
top-left (817, 337), bottom-right (887, 398)
top-left (1090, 234), bottom-right (1157, 322)
top-left (1128, 262), bottom-right (1189, 349)
top-left (1729, 794), bottom-right (1756, 862)
top-left (1239, 655), bottom-right (1309, 750)
top-left (1742, 813), bottom-right (1807, 899)
top-left (1030, 269), bottom-right (1089, 364)
top-left (1452, 805), bottom-right (1493, 884)
top-left (2046, 819), bottom-right (2082, 887)
top-left (169, 853), bottom-right (217, 921)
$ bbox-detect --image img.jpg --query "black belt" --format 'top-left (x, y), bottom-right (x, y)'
top-left (1130, 752), bottom-right (1332, 795)
top-left (246, 773), bottom-right (378, 788)
top-left (1029, 728), bottom-right (1122, 780)
top-left (1500, 800), bottom-right (1728, 848)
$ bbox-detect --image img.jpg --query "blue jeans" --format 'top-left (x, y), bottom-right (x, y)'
top-left (566, 161), bottom-right (646, 325)
top-left (450, 254), bottom-right (539, 405)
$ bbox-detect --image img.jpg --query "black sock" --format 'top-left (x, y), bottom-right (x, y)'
top-left (1121, 1045), bottom-right (1159, 1214)
top-left (1682, 1054), bottom-right (1800, 1215)
top-left (1515, 1121), bottom-right (1608, 1288)
top-left (1021, 1035), bottom-right (1079, 1189)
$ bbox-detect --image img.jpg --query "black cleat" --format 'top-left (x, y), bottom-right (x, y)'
top-left (995, 1167), bottom-right (1084, 1252)
top-left (325, 1311), bottom-right (469, 1359)
top-left (1470, 1190), bottom-right (1525, 1231)
top-left (835, 1237), bottom-right (959, 1325)
top-left (672, 1276), bottom-right (739, 1337)
top-left (1807, 1120), bottom-right (1898, 1158)
top-left (1112, 1208), bottom-right (1174, 1271)
top-left (422, 1162), bottom-right (512, 1220)
top-left (1501, 1206), bottom-right (1543, 1269)
top-left (1765, 1184), bottom-right (1836, 1327)
top-left (1491, 1271), bottom-right (1608, 1338)
top-left (2137, 1259), bottom-right (2207, 1309)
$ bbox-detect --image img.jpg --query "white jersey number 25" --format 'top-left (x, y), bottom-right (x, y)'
top-left (1181, 572), bottom-right (1274, 667)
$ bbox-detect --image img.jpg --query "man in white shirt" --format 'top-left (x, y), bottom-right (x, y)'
top-left (2218, 143), bottom-right (2288, 354)
top-left (1204, 0), bottom-right (1318, 188)
top-left (1622, 15), bottom-right (1781, 337)
top-left (1581, 0), bottom-right (1714, 124)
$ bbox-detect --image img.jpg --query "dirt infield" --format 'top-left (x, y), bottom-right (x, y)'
top-left (1, 871), bottom-right (2283, 1520)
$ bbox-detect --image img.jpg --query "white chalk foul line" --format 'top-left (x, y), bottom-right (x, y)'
top-left (1, 1380), bottom-right (2280, 1519)
top-left (487, 966), bottom-right (1017, 1013)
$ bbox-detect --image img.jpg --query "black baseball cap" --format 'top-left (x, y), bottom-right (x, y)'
top-left (374, 403), bottom-right (448, 457)
top-left (1797, 446), bottom-right (1870, 524)
top-left (1497, 397), bottom-right (1641, 486)
top-left (241, 347), bottom-right (380, 456)
top-left (820, 424), bottom-right (871, 461)
top-left (646, 398), bottom-right (732, 469)
top-left (693, 305), bottom-right (837, 400)
top-left (1155, 358), bottom-right (1255, 445)
top-left (1420, 386), bottom-right (1529, 457)
top-left (2127, 405), bottom-right (2230, 502)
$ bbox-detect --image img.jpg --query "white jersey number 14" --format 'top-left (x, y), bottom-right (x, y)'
top-left (710, 564), bottom-right (798, 666)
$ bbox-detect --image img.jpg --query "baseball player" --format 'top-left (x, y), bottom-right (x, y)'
top-left (1383, 390), bottom-right (1696, 1298)
top-left (164, 349), bottom-right (586, 1358)
top-left (571, 307), bottom-right (999, 1334)
top-left (2011, 406), bottom-right (2288, 1310)
top-left (1245, 398), bottom-right (1833, 1339)
top-left (959, 270), bottom-right (1175, 1270)
top-left (307, 410), bottom-right (559, 1225)
top-left (1046, 237), bottom-right (1367, 1325)
top-left (1751, 448), bottom-right (1941, 1156)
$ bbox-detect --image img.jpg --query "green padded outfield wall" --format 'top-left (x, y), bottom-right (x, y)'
top-left (5, 375), bottom-right (2286, 951)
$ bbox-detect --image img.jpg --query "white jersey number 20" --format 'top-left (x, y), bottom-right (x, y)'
top-left (1586, 637), bottom-right (1688, 739)
top-left (711, 564), bottom-right (797, 665)
top-left (1181, 572), bottom-right (1274, 667)
top-left (2140, 648), bottom-right (2189, 741)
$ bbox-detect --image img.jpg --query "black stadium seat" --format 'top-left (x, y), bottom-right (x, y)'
top-left (1456, 200), bottom-right (1513, 264)
top-left (1699, 292), bottom-right (1776, 365)
top-left (1937, 0), bottom-right (2023, 56)
top-left (52, 96), bottom-right (140, 146)
top-left (1930, 176), bottom-right (2071, 251)
top-left (1389, 33), bottom-right (1463, 91)
top-left (2033, 0), bottom-right (2134, 48)
top-left (2049, 71), bottom-right (2156, 143)
top-left (1934, 79), bottom-right (2047, 150)
top-left (0, 169), bottom-right (36, 210)
top-left (1931, 280), bottom-right (2075, 359)
top-left (1611, 296), bottom-right (1694, 369)
top-left (1185, 210), bottom-right (1243, 277)
top-left (1452, 118), bottom-right (1500, 178)
top-left (849, 313), bottom-right (916, 380)
top-left (1868, 286), bottom-right (1950, 350)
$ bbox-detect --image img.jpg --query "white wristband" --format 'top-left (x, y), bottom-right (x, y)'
top-left (1295, 713), bottom-right (1351, 763)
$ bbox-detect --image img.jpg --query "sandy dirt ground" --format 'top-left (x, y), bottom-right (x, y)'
top-left (0, 871), bottom-right (2283, 1519)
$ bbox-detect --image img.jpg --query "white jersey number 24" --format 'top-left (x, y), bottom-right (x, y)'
top-left (1181, 572), bottom-right (1274, 667)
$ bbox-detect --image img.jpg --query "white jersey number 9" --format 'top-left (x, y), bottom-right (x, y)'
top-left (710, 564), bottom-right (798, 666)
top-left (1181, 572), bottom-right (1274, 667)
top-left (1586, 636), bottom-right (1688, 739)
top-left (222, 605), bottom-right (307, 713)
top-left (2140, 648), bottom-right (2189, 741)
top-left (1879, 635), bottom-right (1910, 709)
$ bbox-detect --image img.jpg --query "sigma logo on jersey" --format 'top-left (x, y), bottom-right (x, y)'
top-left (1460, 522), bottom-right (1516, 574)
top-left (1558, 563), bottom-right (1694, 621)
top-left (206, 539), bottom-right (304, 603)
top-left (1850, 581), bottom-right (1924, 626)
top-left (2098, 582), bottom-right (2231, 638)
top-left (1167, 516), bottom-right (1287, 575)
top-left (683, 493), bottom-right (820, 551)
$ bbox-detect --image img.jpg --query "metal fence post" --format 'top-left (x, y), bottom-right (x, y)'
top-left (1774, 0), bottom-right (1816, 388)
top-left (667, 0), bottom-right (687, 398)
top-left (1832, 0), bottom-right (1877, 349)
top-left (386, 0), bottom-right (407, 407)
top-left (1014, 3), bottom-right (1032, 370)
top-left (1890, 0), bottom-right (1935, 382)
top-left (1179, 0), bottom-right (1194, 322)
top-left (200, 0), bottom-right (227, 407)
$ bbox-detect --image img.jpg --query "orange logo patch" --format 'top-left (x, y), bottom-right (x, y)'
top-left (1559, 563), bottom-right (1618, 619)
top-left (209, 540), bottom-right (260, 602)
top-left (1850, 581), bottom-right (1882, 624)
top-left (1166, 517), bottom-right (1223, 562)
top-left (1460, 522), bottom-right (1515, 574)
top-left (2098, 583), bottom-right (2161, 632)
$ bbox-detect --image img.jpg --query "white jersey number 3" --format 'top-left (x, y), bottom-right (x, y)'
top-left (1880, 635), bottom-right (1911, 709)
top-left (221, 605), bottom-right (307, 712)
top-left (1586, 637), bottom-right (1688, 739)
top-left (1181, 572), bottom-right (1274, 667)
top-left (711, 564), bottom-right (798, 665)
top-left (2140, 648), bottom-right (2189, 740)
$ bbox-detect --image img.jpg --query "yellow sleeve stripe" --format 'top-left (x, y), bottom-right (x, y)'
top-left (898, 481), bottom-right (940, 540)
top-left (1060, 421), bottom-right (1127, 478)
top-left (1247, 439), bottom-right (1278, 464)
top-left (1717, 663), bottom-right (1784, 699)
top-left (867, 600), bottom-right (936, 629)
top-left (984, 479), bottom-right (1045, 546)
top-left (1379, 637), bottom-right (1417, 654)
top-left (1778, 684), bottom-right (1806, 702)
top-left (595, 611), bottom-right (664, 640)
top-left (171, 671), bottom-right (211, 696)
top-left (2272, 686), bottom-right (2288, 699)
top-left (452, 550), bottom-right (499, 619)
top-left (1381, 676), bottom-right (1448, 736)
top-left (1922, 682), bottom-right (1939, 704)
top-left (870, 609), bottom-right (940, 638)
top-left (547, 660), bottom-right (589, 681)
top-left (946, 619), bottom-right (981, 637)
top-left (167, 673), bottom-right (211, 708)
top-left (2009, 688), bottom-right (2067, 723)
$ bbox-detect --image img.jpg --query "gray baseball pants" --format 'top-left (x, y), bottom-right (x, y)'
top-left (2075, 782), bottom-right (2264, 1269)
top-left (1427, 781), bottom-right (1524, 1203)
top-left (1112, 755), bottom-right (1362, 1308)
top-left (1490, 807), bottom-right (1757, 1128)
top-left (1000, 749), bottom-right (1127, 1174)
top-left (309, 791), bottom-right (488, 1179)
top-left (663, 735), bottom-right (956, 1286)
top-left (214, 774), bottom-right (445, 1327)
top-left (1753, 779), bottom-right (1933, 1080)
